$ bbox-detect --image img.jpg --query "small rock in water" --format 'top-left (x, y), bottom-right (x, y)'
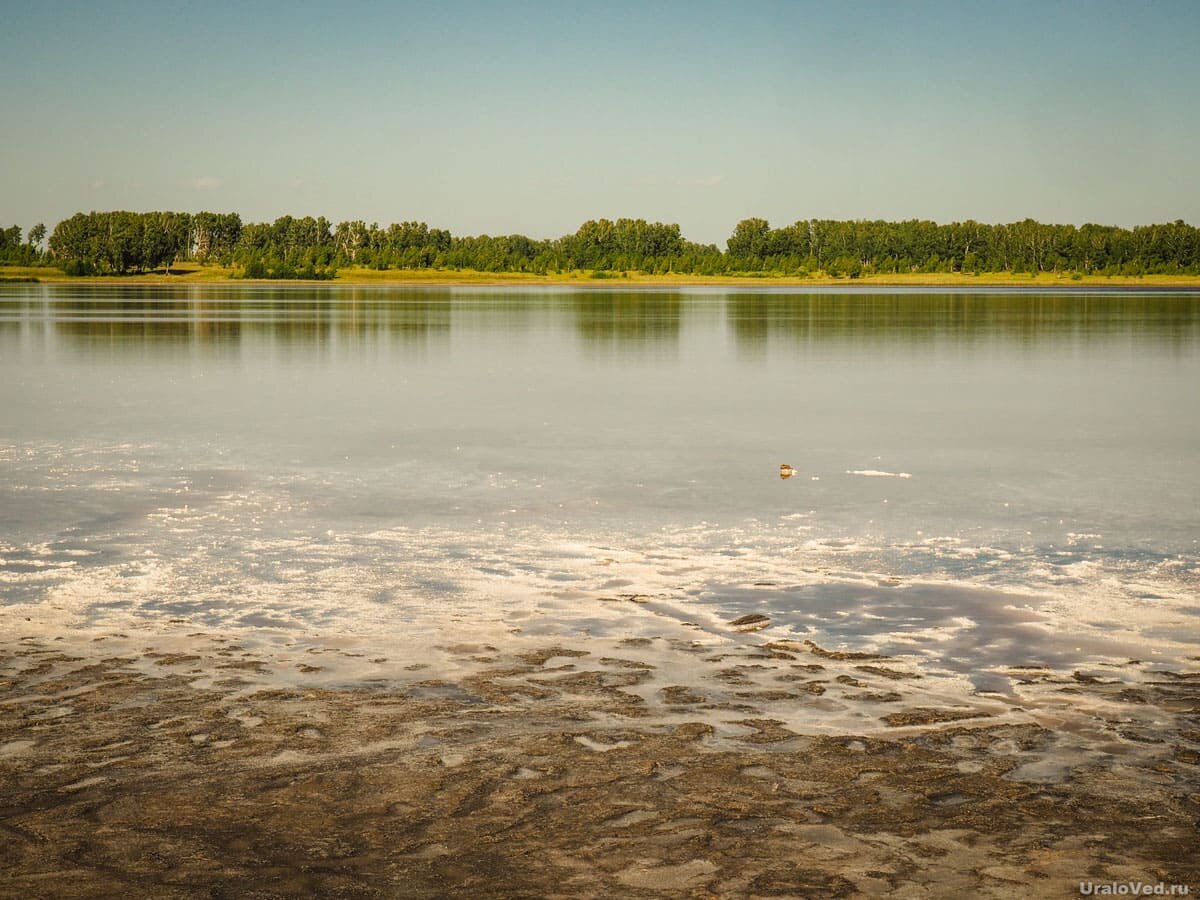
top-left (730, 613), bottom-right (771, 631)
top-left (779, 464), bottom-right (796, 480)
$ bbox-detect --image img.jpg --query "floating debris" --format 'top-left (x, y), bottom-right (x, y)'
top-left (779, 464), bottom-right (796, 480)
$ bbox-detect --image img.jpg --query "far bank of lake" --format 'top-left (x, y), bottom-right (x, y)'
top-left (5, 263), bottom-right (1200, 289)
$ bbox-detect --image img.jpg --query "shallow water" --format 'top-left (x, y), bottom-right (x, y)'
top-left (1, 284), bottom-right (1197, 676)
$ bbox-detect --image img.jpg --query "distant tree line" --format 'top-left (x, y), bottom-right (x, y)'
top-left (0, 223), bottom-right (47, 266)
top-left (725, 217), bottom-right (1200, 277)
top-left (47, 212), bottom-right (193, 276)
top-left (6, 211), bottom-right (1197, 277)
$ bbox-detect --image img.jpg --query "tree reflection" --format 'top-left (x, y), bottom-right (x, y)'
top-left (725, 292), bottom-right (1200, 354)
top-left (572, 292), bottom-right (682, 358)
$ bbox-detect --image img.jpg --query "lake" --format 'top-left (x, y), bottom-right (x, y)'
top-left (1, 284), bottom-right (1197, 683)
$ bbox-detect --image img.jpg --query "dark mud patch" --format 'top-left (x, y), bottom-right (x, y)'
top-left (883, 708), bottom-right (995, 727)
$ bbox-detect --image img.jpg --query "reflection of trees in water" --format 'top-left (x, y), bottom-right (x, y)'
top-left (726, 293), bottom-right (1200, 352)
top-left (14, 287), bottom-right (454, 353)
top-left (727, 294), bottom-right (772, 359)
top-left (572, 292), bottom-right (682, 355)
top-left (445, 295), bottom-right (545, 334)
top-left (4, 287), bottom-right (1197, 359)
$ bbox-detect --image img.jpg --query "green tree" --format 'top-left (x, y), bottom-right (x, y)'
top-left (726, 218), bottom-right (770, 263)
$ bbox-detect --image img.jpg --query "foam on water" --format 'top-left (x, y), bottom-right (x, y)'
top-left (1, 465), bottom-right (1194, 682)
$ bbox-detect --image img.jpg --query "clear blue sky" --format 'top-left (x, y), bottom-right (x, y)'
top-left (2, 0), bottom-right (1198, 244)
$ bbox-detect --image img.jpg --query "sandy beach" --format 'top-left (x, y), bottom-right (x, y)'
top-left (3, 612), bottom-right (1197, 898)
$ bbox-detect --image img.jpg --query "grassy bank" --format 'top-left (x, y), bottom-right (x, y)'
top-left (4, 263), bottom-right (1200, 288)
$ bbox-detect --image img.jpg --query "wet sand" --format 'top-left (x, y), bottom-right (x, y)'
top-left (2, 620), bottom-right (1197, 898)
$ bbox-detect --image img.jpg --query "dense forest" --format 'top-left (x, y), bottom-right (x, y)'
top-left (3, 211), bottom-right (1198, 278)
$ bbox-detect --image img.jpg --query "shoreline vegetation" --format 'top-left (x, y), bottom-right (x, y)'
top-left (4, 263), bottom-right (1200, 289)
top-left (2, 212), bottom-right (1199, 286)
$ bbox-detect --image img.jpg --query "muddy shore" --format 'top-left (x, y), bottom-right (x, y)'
top-left (1, 620), bottom-right (1197, 899)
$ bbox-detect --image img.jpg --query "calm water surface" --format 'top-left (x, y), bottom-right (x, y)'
top-left (1, 285), bottom-right (1197, 674)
